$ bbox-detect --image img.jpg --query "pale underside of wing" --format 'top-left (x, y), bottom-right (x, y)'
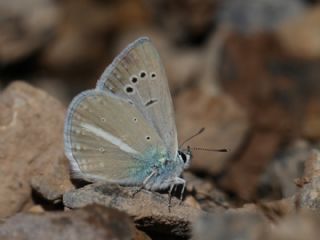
top-left (64, 90), bottom-right (168, 184)
top-left (96, 37), bottom-right (178, 160)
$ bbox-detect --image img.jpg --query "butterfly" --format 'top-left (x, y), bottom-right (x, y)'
top-left (64, 37), bottom-right (192, 204)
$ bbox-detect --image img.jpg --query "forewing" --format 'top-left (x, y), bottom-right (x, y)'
top-left (96, 37), bottom-right (178, 160)
top-left (64, 90), bottom-right (168, 184)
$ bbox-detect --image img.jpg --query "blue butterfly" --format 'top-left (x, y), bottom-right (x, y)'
top-left (64, 37), bottom-right (192, 203)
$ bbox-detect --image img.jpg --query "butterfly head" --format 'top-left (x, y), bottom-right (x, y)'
top-left (178, 146), bottom-right (192, 169)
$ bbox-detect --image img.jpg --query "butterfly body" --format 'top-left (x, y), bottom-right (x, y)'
top-left (64, 37), bottom-right (191, 198)
top-left (143, 152), bottom-right (185, 191)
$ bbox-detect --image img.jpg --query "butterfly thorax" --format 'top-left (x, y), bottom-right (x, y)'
top-left (136, 149), bottom-right (184, 191)
top-left (145, 158), bottom-right (184, 190)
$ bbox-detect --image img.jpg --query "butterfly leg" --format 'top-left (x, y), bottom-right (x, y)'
top-left (172, 177), bottom-right (186, 204)
top-left (167, 177), bottom-right (186, 210)
top-left (131, 169), bottom-right (157, 197)
top-left (168, 183), bottom-right (176, 211)
top-left (179, 179), bottom-right (186, 204)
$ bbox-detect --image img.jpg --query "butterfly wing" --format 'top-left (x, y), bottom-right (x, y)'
top-left (64, 90), bottom-right (168, 184)
top-left (96, 37), bottom-right (178, 160)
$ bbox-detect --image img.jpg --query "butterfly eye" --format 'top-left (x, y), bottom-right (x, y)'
top-left (178, 151), bottom-right (187, 163)
top-left (145, 136), bottom-right (151, 141)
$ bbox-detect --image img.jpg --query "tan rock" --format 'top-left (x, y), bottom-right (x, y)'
top-left (0, 0), bottom-right (59, 63)
top-left (175, 88), bottom-right (249, 174)
top-left (264, 210), bottom-right (320, 240)
top-left (0, 81), bottom-right (73, 218)
top-left (277, 7), bottom-right (320, 59)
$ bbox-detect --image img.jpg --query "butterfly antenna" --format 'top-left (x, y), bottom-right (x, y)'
top-left (192, 147), bottom-right (228, 152)
top-left (179, 128), bottom-right (205, 148)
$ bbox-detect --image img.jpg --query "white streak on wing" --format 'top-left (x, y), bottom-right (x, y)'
top-left (81, 123), bottom-right (138, 154)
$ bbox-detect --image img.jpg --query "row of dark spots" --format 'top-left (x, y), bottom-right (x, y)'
top-left (129, 71), bottom-right (157, 84)
top-left (125, 72), bottom-right (157, 94)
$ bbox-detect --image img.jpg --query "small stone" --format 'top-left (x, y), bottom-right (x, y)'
top-left (27, 205), bottom-right (45, 214)
top-left (296, 150), bottom-right (320, 210)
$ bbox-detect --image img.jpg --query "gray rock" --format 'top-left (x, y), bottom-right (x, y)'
top-left (193, 210), bottom-right (268, 240)
top-left (258, 140), bottom-right (310, 199)
top-left (296, 150), bottom-right (320, 210)
top-left (63, 182), bottom-right (203, 237)
top-left (218, 0), bottom-right (306, 33)
top-left (0, 205), bottom-right (150, 240)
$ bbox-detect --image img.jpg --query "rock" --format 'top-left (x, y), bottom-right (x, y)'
top-left (192, 195), bottom-right (299, 240)
top-left (175, 89), bottom-right (249, 174)
top-left (218, 0), bottom-right (306, 34)
top-left (0, 0), bottom-right (59, 64)
top-left (30, 154), bottom-right (73, 202)
top-left (63, 183), bottom-right (203, 237)
top-left (27, 205), bottom-right (45, 214)
top-left (0, 81), bottom-right (73, 218)
top-left (183, 172), bottom-right (229, 211)
top-left (263, 210), bottom-right (320, 240)
top-left (145, 0), bottom-right (218, 44)
top-left (296, 150), bottom-right (320, 210)
top-left (276, 6), bottom-right (320, 59)
top-left (220, 131), bottom-right (282, 200)
top-left (256, 197), bottom-right (296, 223)
top-left (301, 98), bottom-right (320, 141)
top-left (192, 210), bottom-right (268, 240)
top-left (41, 0), bottom-right (149, 94)
top-left (216, 19), bottom-right (320, 199)
top-left (0, 204), bottom-right (149, 240)
top-left (258, 140), bottom-right (310, 199)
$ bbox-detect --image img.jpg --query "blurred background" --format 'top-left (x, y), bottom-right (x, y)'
top-left (1, 0), bottom-right (320, 203)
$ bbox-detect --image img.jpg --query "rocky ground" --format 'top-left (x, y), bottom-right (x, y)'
top-left (2, 0), bottom-right (320, 239)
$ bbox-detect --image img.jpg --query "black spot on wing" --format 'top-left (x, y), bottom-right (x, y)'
top-left (140, 71), bottom-right (146, 78)
top-left (125, 85), bottom-right (134, 94)
top-left (145, 99), bottom-right (158, 107)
